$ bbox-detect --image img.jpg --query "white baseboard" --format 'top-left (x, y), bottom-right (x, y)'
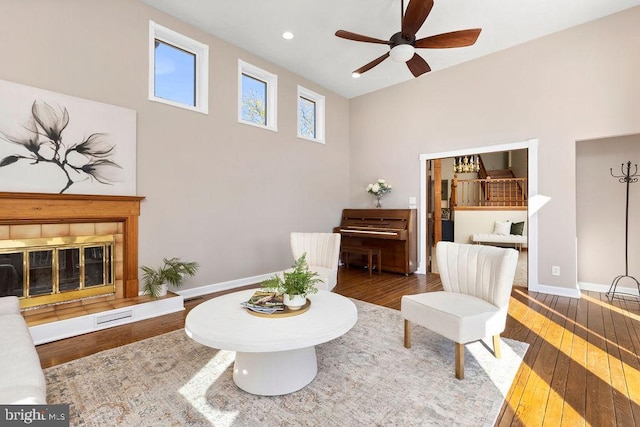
top-left (175, 272), bottom-right (277, 300)
top-left (31, 272), bottom-right (277, 345)
top-left (529, 282), bottom-right (581, 299)
top-left (579, 281), bottom-right (640, 296)
top-left (33, 271), bottom-right (596, 345)
top-left (30, 295), bottom-right (185, 345)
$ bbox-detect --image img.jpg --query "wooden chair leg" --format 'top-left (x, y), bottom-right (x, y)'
top-left (493, 334), bottom-right (501, 359)
top-left (455, 342), bottom-right (465, 380)
top-left (404, 319), bottom-right (412, 348)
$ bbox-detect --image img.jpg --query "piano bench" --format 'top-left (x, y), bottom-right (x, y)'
top-left (341, 246), bottom-right (382, 278)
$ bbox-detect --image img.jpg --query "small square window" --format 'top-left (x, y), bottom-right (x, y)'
top-left (297, 86), bottom-right (325, 143)
top-left (238, 60), bottom-right (277, 131)
top-left (154, 40), bottom-right (196, 106)
top-left (149, 21), bottom-right (208, 114)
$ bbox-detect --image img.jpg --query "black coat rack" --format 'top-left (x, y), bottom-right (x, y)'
top-left (607, 160), bottom-right (639, 300)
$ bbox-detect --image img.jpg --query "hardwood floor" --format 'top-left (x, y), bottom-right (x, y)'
top-left (35, 267), bottom-right (640, 426)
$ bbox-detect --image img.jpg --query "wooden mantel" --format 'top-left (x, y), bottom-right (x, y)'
top-left (0, 192), bottom-right (144, 299)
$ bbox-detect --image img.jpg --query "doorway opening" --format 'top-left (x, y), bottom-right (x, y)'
top-left (419, 139), bottom-right (540, 290)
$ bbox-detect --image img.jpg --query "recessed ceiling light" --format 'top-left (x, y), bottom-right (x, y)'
top-left (352, 72), bottom-right (361, 79)
top-left (282, 31), bottom-right (294, 40)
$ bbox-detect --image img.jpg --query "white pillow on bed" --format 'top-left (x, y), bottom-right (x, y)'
top-left (493, 220), bottom-right (511, 235)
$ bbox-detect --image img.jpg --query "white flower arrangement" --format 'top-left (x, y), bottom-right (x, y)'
top-left (367, 179), bottom-right (392, 208)
top-left (367, 178), bottom-right (392, 196)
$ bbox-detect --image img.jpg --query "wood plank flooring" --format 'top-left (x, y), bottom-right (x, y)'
top-left (35, 267), bottom-right (640, 426)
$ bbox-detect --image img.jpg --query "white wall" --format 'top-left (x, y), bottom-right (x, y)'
top-left (576, 134), bottom-right (640, 293)
top-left (0, 0), bottom-right (351, 292)
top-left (2, 1), bottom-right (638, 297)
top-left (348, 7), bottom-right (640, 294)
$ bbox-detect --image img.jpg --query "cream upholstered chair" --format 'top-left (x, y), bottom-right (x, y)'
top-left (401, 241), bottom-right (519, 379)
top-left (290, 232), bottom-right (341, 291)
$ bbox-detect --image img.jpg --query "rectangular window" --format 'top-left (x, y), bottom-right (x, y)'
top-left (149, 21), bottom-right (209, 114)
top-left (299, 96), bottom-right (316, 139)
top-left (238, 60), bottom-right (277, 131)
top-left (241, 73), bottom-right (267, 126)
top-left (154, 40), bottom-right (196, 106)
top-left (297, 86), bottom-right (325, 143)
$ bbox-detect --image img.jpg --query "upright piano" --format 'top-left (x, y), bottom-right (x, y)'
top-left (333, 209), bottom-right (417, 275)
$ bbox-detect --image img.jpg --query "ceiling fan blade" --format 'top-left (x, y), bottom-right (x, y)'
top-left (353, 52), bottom-right (390, 75)
top-left (415, 29), bottom-right (482, 49)
top-left (402, 0), bottom-right (434, 39)
top-left (335, 30), bottom-right (391, 45)
top-left (406, 53), bottom-right (431, 77)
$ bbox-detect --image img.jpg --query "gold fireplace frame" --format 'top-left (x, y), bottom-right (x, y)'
top-left (0, 192), bottom-right (144, 310)
top-left (1, 235), bottom-right (116, 308)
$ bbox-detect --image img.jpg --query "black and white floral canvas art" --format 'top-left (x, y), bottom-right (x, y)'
top-left (0, 79), bottom-right (136, 195)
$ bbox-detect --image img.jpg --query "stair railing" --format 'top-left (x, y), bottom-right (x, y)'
top-left (451, 177), bottom-right (527, 208)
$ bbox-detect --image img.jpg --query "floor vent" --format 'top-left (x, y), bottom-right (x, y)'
top-left (95, 309), bottom-right (134, 326)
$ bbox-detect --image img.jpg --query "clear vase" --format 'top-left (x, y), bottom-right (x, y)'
top-left (375, 195), bottom-right (382, 208)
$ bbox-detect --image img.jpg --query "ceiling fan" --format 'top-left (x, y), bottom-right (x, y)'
top-left (335, 0), bottom-right (481, 78)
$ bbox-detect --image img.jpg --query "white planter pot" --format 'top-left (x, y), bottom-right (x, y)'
top-left (157, 283), bottom-right (168, 297)
top-left (283, 294), bottom-right (306, 311)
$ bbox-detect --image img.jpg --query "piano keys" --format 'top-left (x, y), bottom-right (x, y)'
top-left (333, 208), bottom-right (417, 275)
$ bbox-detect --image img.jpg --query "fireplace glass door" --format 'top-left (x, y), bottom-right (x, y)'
top-left (0, 235), bottom-right (115, 306)
top-left (29, 250), bottom-right (54, 296)
top-left (0, 252), bottom-right (24, 297)
top-left (58, 248), bottom-right (81, 292)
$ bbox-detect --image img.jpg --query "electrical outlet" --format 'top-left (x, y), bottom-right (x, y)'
top-left (552, 266), bottom-right (560, 276)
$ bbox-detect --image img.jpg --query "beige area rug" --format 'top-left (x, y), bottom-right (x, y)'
top-left (45, 299), bottom-right (528, 427)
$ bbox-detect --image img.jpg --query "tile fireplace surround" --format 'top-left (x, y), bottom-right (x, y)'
top-left (0, 192), bottom-right (184, 344)
top-left (0, 192), bottom-right (144, 305)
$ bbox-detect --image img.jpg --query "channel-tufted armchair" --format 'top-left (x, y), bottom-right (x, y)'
top-left (401, 241), bottom-right (519, 379)
top-left (290, 232), bottom-right (341, 291)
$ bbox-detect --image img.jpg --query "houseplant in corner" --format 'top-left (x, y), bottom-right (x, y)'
top-left (261, 253), bottom-right (321, 310)
top-left (141, 257), bottom-right (199, 298)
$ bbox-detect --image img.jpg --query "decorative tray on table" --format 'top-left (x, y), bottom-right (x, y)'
top-left (240, 290), bottom-right (311, 318)
top-left (245, 300), bottom-right (311, 318)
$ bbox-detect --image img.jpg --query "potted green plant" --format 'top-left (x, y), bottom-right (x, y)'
top-left (261, 253), bottom-right (321, 310)
top-left (141, 257), bottom-right (199, 298)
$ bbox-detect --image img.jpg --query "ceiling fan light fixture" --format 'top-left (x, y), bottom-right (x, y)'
top-left (352, 72), bottom-right (361, 79)
top-left (389, 44), bottom-right (415, 63)
top-left (335, 1), bottom-right (481, 78)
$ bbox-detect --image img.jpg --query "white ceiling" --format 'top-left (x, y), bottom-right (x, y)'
top-left (140, 0), bottom-right (640, 99)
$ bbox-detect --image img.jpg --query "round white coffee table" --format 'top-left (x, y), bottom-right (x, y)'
top-left (185, 288), bottom-right (357, 396)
